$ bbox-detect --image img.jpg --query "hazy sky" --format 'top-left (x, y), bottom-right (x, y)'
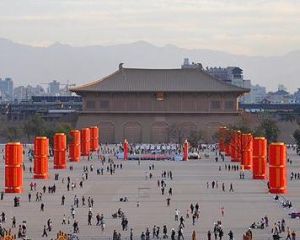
top-left (0, 0), bottom-right (299, 56)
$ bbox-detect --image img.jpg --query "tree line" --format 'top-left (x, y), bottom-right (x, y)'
top-left (1, 114), bottom-right (72, 145)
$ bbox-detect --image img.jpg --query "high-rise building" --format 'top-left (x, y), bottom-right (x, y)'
top-left (14, 85), bottom-right (46, 100)
top-left (294, 89), bottom-right (300, 103)
top-left (48, 80), bottom-right (60, 95)
top-left (250, 84), bottom-right (267, 103)
top-left (0, 77), bottom-right (13, 101)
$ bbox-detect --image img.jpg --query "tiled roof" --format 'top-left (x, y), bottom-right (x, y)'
top-left (71, 67), bottom-right (249, 93)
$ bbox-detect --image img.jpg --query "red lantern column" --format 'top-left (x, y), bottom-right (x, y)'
top-left (81, 128), bottom-right (91, 156)
top-left (224, 129), bottom-right (230, 157)
top-left (34, 137), bottom-right (49, 179)
top-left (241, 133), bottom-right (253, 170)
top-left (124, 139), bottom-right (128, 160)
top-left (5, 142), bottom-right (23, 193)
top-left (224, 128), bottom-right (232, 156)
top-left (69, 130), bottom-right (81, 162)
top-left (231, 131), bottom-right (241, 162)
top-left (219, 127), bottom-right (226, 153)
top-left (54, 133), bottom-right (67, 169)
top-left (183, 139), bottom-right (189, 161)
top-left (269, 143), bottom-right (287, 194)
top-left (252, 137), bottom-right (267, 179)
top-left (90, 126), bottom-right (99, 151)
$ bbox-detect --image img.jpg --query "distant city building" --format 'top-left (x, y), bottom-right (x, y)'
top-left (1, 95), bottom-right (82, 121)
top-left (278, 84), bottom-right (287, 92)
top-left (48, 80), bottom-right (60, 95)
top-left (0, 77), bottom-right (13, 101)
top-left (13, 81), bottom-right (75, 101)
top-left (14, 85), bottom-right (46, 100)
top-left (249, 84), bottom-right (267, 103)
top-left (202, 62), bottom-right (251, 103)
top-left (240, 80), bottom-right (251, 103)
top-left (264, 86), bottom-right (295, 104)
top-left (181, 58), bottom-right (203, 70)
top-left (294, 88), bottom-right (300, 103)
top-left (182, 59), bottom-right (256, 103)
top-left (206, 66), bottom-right (244, 86)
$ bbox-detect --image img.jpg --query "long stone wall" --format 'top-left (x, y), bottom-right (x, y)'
top-left (76, 112), bottom-right (242, 143)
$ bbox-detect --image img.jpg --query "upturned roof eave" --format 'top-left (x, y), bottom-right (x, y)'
top-left (69, 67), bottom-right (250, 93)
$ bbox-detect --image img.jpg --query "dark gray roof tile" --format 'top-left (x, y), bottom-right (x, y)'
top-left (71, 68), bottom-right (249, 93)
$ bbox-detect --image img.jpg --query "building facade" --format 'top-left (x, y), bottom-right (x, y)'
top-left (0, 77), bottom-right (13, 101)
top-left (48, 80), bottom-right (60, 95)
top-left (71, 66), bottom-right (249, 143)
top-left (250, 84), bottom-right (267, 103)
top-left (205, 65), bottom-right (252, 103)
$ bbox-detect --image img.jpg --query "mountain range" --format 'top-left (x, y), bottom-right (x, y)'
top-left (0, 38), bottom-right (299, 92)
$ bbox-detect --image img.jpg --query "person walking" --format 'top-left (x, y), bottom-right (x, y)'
top-left (178, 227), bottom-right (184, 240)
top-left (171, 228), bottom-right (176, 240)
top-left (229, 183), bottom-right (234, 192)
top-left (61, 195), bottom-right (65, 205)
top-left (42, 225), bottom-right (47, 237)
top-left (207, 230), bottom-right (211, 240)
top-left (11, 216), bottom-right (16, 228)
top-left (286, 227), bottom-right (291, 240)
top-left (221, 207), bottom-right (224, 217)
top-left (175, 209), bottom-right (180, 221)
top-left (192, 230), bottom-right (196, 240)
top-left (130, 228), bottom-right (133, 240)
top-left (192, 214), bottom-right (196, 225)
top-left (166, 197), bottom-right (171, 206)
top-left (228, 230), bottom-right (233, 240)
top-left (291, 231), bottom-right (296, 240)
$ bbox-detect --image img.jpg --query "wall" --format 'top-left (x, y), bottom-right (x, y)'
top-left (76, 112), bottom-right (242, 143)
top-left (82, 92), bottom-right (239, 113)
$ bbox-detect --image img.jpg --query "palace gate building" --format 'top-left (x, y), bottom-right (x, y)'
top-left (71, 64), bottom-right (249, 143)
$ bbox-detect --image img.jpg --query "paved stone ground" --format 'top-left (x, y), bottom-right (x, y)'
top-left (0, 146), bottom-right (299, 240)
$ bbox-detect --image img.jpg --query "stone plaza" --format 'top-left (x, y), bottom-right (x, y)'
top-left (0, 145), bottom-right (299, 239)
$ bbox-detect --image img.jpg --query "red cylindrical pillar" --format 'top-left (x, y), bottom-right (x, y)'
top-left (5, 142), bottom-right (23, 193)
top-left (225, 144), bottom-right (231, 156)
top-left (252, 137), bottom-right (267, 179)
top-left (224, 128), bottom-right (231, 156)
top-left (231, 130), bottom-right (241, 162)
top-left (69, 130), bottom-right (81, 162)
top-left (183, 139), bottom-right (189, 161)
top-left (81, 128), bottom-right (91, 156)
top-left (241, 133), bottom-right (253, 170)
top-left (34, 137), bottom-right (49, 179)
top-left (54, 133), bottom-right (67, 169)
top-left (124, 139), bottom-right (128, 160)
top-left (269, 143), bottom-right (287, 194)
top-left (219, 127), bottom-right (227, 153)
top-left (90, 126), bottom-right (99, 151)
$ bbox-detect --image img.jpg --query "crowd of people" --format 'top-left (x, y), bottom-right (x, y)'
top-left (0, 143), bottom-right (298, 239)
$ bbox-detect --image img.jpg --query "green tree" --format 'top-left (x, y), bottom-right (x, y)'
top-left (23, 114), bottom-right (47, 141)
top-left (254, 119), bottom-right (280, 143)
top-left (3, 126), bottom-right (21, 141)
top-left (293, 129), bottom-right (300, 155)
top-left (44, 122), bottom-right (73, 146)
top-left (189, 130), bottom-right (203, 147)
